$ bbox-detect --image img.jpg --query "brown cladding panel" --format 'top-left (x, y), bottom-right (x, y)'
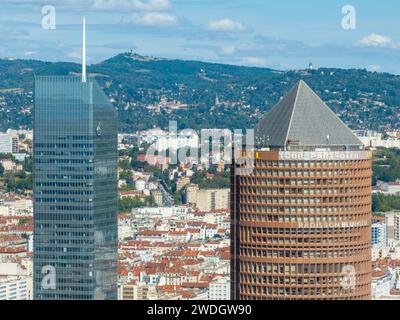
top-left (231, 150), bottom-right (372, 300)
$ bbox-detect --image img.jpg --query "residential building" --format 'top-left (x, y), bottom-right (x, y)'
top-left (184, 186), bottom-right (230, 211)
top-left (371, 269), bottom-right (392, 299)
top-left (0, 277), bottom-right (28, 300)
top-left (372, 222), bottom-right (387, 248)
top-left (151, 189), bottom-right (163, 207)
top-left (0, 159), bottom-right (22, 173)
top-left (176, 176), bottom-right (190, 192)
top-left (184, 184), bottom-right (199, 206)
top-left (354, 130), bottom-right (400, 149)
top-left (209, 276), bottom-right (230, 300)
top-left (381, 182), bottom-right (400, 195)
top-left (0, 133), bottom-right (18, 154)
top-left (135, 178), bottom-right (146, 191)
top-left (120, 282), bottom-right (150, 300)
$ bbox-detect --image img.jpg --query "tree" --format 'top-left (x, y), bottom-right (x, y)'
top-left (23, 157), bottom-right (33, 172)
top-left (18, 218), bottom-right (31, 226)
top-left (119, 170), bottom-right (132, 180)
top-left (372, 193), bottom-right (400, 212)
top-left (173, 191), bottom-right (182, 205)
top-left (119, 184), bottom-right (136, 192)
top-left (119, 159), bottom-right (131, 170)
top-left (373, 148), bottom-right (400, 183)
top-left (118, 195), bottom-right (157, 213)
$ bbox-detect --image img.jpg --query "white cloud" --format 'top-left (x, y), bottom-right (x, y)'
top-left (91, 0), bottom-right (172, 11)
top-left (358, 33), bottom-right (395, 47)
top-left (1, 0), bottom-right (173, 12)
top-left (126, 12), bottom-right (178, 27)
top-left (67, 51), bottom-right (82, 60)
top-left (24, 51), bottom-right (37, 57)
top-left (367, 65), bottom-right (382, 72)
top-left (207, 19), bottom-right (245, 32)
top-left (240, 57), bottom-right (267, 66)
top-left (220, 45), bottom-right (236, 55)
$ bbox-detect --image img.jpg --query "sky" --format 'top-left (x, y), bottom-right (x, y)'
top-left (1, 0), bottom-right (400, 73)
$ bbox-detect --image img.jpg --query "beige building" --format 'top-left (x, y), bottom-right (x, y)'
top-left (395, 214), bottom-right (400, 242)
top-left (184, 184), bottom-right (199, 206)
top-left (0, 159), bottom-right (22, 173)
top-left (0, 205), bottom-right (14, 216)
top-left (176, 176), bottom-right (191, 192)
top-left (385, 211), bottom-right (400, 246)
top-left (120, 283), bottom-right (149, 300)
top-left (0, 197), bottom-right (32, 216)
top-left (185, 185), bottom-right (229, 211)
top-left (151, 189), bottom-right (163, 207)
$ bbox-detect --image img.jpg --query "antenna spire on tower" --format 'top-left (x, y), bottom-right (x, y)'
top-left (82, 16), bottom-right (87, 83)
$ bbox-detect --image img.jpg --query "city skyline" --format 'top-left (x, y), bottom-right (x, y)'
top-left (1, 0), bottom-right (400, 305)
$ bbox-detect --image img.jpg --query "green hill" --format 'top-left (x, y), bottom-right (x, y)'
top-left (0, 52), bottom-right (399, 132)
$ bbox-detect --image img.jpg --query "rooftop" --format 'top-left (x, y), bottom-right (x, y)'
top-left (255, 80), bottom-right (364, 151)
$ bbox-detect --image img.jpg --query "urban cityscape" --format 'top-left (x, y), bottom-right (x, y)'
top-left (1, 0), bottom-right (400, 307)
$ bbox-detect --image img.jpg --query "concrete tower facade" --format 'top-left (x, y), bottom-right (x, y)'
top-left (231, 81), bottom-right (372, 300)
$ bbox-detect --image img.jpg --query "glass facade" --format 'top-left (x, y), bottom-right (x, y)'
top-left (33, 76), bottom-right (118, 300)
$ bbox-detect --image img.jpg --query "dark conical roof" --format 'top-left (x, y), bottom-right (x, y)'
top-left (255, 80), bottom-right (363, 150)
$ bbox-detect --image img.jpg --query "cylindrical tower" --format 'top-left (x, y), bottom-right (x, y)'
top-left (231, 80), bottom-right (372, 300)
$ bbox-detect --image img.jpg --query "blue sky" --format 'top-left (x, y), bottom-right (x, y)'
top-left (1, 0), bottom-right (400, 73)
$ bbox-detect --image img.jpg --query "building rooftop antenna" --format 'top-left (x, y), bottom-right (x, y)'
top-left (82, 16), bottom-right (87, 83)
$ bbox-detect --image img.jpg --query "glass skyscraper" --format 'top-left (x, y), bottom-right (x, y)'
top-left (33, 76), bottom-right (118, 300)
